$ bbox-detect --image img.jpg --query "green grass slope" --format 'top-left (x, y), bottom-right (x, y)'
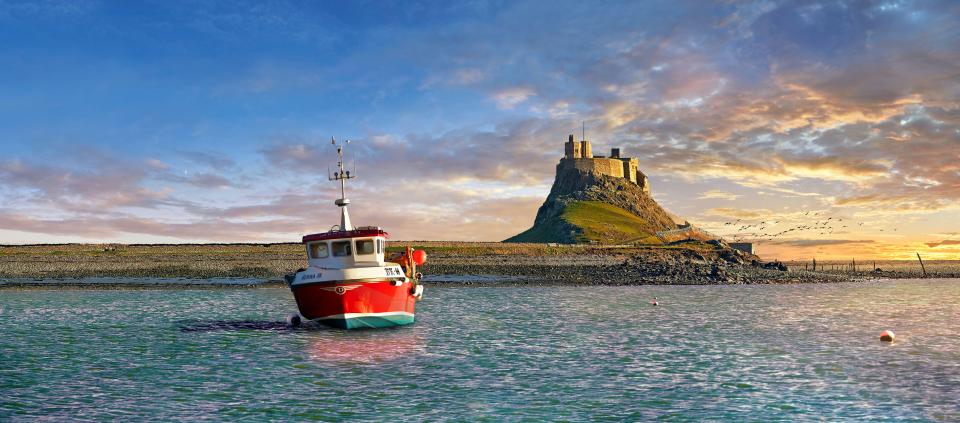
top-left (503, 216), bottom-right (564, 243)
top-left (507, 200), bottom-right (664, 244)
top-left (563, 201), bottom-right (663, 244)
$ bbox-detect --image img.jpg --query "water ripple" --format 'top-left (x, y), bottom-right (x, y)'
top-left (1, 280), bottom-right (958, 421)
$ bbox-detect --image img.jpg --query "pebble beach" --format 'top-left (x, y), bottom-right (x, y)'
top-left (2, 243), bottom-right (956, 288)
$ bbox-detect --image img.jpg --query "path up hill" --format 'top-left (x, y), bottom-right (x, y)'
top-left (505, 165), bottom-right (679, 244)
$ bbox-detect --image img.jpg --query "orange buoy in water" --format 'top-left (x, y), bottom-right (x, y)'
top-left (880, 330), bottom-right (895, 342)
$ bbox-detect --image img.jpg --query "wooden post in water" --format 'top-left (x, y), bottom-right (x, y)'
top-left (917, 252), bottom-right (927, 277)
top-left (853, 258), bottom-right (857, 273)
top-left (812, 258), bottom-right (817, 272)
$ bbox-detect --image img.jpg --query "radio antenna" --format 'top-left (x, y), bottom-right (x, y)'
top-left (329, 137), bottom-right (356, 230)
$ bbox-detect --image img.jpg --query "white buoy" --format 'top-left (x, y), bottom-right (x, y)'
top-left (286, 313), bottom-right (302, 327)
top-left (880, 330), bottom-right (895, 342)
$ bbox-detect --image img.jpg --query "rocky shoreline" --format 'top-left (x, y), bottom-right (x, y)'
top-left (1, 243), bottom-right (956, 288)
top-left (423, 254), bottom-right (851, 286)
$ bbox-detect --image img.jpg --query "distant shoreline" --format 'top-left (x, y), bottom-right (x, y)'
top-left (2, 243), bottom-right (957, 288)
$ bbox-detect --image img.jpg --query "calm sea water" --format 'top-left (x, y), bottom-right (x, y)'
top-left (1, 279), bottom-right (958, 421)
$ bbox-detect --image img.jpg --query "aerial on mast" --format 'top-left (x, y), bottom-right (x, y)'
top-left (329, 137), bottom-right (356, 231)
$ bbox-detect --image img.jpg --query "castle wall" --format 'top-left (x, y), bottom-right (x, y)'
top-left (637, 169), bottom-right (650, 193)
top-left (559, 135), bottom-right (649, 192)
top-left (569, 157), bottom-right (625, 179)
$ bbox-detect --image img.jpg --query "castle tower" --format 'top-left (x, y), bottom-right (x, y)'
top-left (580, 140), bottom-right (592, 158)
top-left (620, 157), bottom-right (638, 185)
top-left (564, 134), bottom-right (581, 158)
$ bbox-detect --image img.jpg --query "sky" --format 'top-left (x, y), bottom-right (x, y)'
top-left (1, 0), bottom-right (959, 260)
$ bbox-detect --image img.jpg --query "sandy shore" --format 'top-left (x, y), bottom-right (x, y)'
top-left (1, 243), bottom-right (957, 288)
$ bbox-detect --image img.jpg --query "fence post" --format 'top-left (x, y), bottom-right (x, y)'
top-left (917, 253), bottom-right (927, 277)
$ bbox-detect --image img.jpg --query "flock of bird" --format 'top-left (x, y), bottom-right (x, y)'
top-left (720, 211), bottom-right (896, 242)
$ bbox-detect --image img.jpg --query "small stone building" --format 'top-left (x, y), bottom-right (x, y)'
top-left (560, 134), bottom-right (649, 192)
top-left (729, 242), bottom-right (755, 255)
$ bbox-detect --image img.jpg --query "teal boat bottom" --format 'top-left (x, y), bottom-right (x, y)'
top-left (316, 312), bottom-right (415, 329)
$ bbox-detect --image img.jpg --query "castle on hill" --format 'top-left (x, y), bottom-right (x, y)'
top-left (560, 134), bottom-right (650, 192)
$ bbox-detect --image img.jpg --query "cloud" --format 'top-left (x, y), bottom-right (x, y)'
top-left (146, 159), bottom-right (169, 170)
top-left (261, 118), bottom-right (569, 185)
top-left (0, 185), bottom-right (545, 242)
top-left (453, 68), bottom-right (486, 84)
top-left (371, 1), bottom-right (960, 219)
top-left (258, 139), bottom-right (325, 171)
top-left (0, 156), bottom-right (168, 212)
top-left (177, 150), bottom-right (236, 170)
top-left (159, 172), bottom-right (235, 189)
top-left (698, 190), bottom-right (740, 201)
top-left (492, 87), bottom-right (535, 109)
top-left (0, 211), bottom-right (302, 241)
top-left (703, 208), bottom-right (773, 220)
top-left (926, 240), bottom-right (960, 248)
top-left (0, 145), bottom-right (250, 216)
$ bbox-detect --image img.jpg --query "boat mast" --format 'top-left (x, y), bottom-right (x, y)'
top-left (329, 137), bottom-right (356, 231)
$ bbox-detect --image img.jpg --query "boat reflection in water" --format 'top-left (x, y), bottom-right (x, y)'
top-left (306, 330), bottom-right (425, 363)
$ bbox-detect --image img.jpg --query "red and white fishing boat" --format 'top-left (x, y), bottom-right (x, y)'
top-left (284, 138), bottom-right (425, 329)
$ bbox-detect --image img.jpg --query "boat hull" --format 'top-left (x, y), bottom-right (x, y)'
top-left (290, 278), bottom-right (418, 329)
top-left (317, 312), bottom-right (416, 329)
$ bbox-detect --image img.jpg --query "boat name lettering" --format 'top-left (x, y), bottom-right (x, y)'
top-left (302, 273), bottom-right (321, 280)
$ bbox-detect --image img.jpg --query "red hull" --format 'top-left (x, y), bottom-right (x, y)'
top-left (291, 280), bottom-right (416, 321)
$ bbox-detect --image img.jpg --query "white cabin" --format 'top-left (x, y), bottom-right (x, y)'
top-left (302, 227), bottom-right (388, 269)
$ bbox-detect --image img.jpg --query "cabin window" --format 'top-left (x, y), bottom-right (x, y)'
top-left (309, 242), bottom-right (329, 259)
top-left (376, 238), bottom-right (383, 254)
top-left (356, 239), bottom-right (375, 255)
top-left (332, 241), bottom-right (352, 257)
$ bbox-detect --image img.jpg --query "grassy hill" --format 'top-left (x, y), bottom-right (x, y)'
top-left (505, 164), bottom-right (680, 244)
top-left (563, 201), bottom-right (664, 244)
top-left (506, 200), bottom-right (664, 244)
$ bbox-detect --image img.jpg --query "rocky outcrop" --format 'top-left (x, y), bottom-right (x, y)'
top-left (505, 164), bottom-right (678, 243)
